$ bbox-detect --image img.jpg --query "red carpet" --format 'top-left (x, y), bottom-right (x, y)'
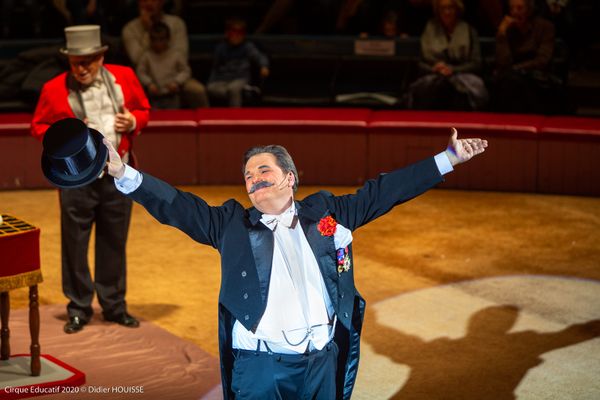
top-left (6, 305), bottom-right (221, 399)
top-left (0, 354), bottom-right (85, 399)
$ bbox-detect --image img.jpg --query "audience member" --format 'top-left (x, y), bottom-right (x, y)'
top-left (207, 18), bottom-right (270, 107)
top-left (493, 0), bottom-right (555, 113)
top-left (463, 0), bottom-right (506, 37)
top-left (379, 10), bottom-right (404, 38)
top-left (51, 0), bottom-right (104, 26)
top-left (122, 0), bottom-right (209, 107)
top-left (136, 22), bottom-right (191, 108)
top-left (95, 0), bottom-right (138, 37)
top-left (256, 0), bottom-right (352, 35)
top-left (537, 0), bottom-right (573, 54)
top-left (335, 0), bottom-right (383, 35)
top-left (383, 0), bottom-right (433, 37)
top-left (1, 0), bottom-right (42, 38)
top-left (405, 0), bottom-right (488, 110)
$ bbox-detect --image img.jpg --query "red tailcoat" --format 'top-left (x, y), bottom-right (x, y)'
top-left (31, 64), bottom-right (150, 161)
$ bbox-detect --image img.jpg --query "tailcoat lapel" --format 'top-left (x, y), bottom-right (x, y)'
top-left (247, 208), bottom-right (274, 304)
top-left (297, 202), bottom-right (340, 310)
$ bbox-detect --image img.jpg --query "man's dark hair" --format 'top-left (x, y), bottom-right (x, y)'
top-left (243, 145), bottom-right (299, 192)
top-left (150, 21), bottom-right (170, 40)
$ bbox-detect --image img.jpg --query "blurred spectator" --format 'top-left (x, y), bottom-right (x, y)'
top-left (379, 10), bottom-right (403, 38)
top-left (1, 0), bottom-right (42, 38)
top-left (539, 0), bottom-right (570, 22)
top-left (255, 0), bottom-right (301, 34)
top-left (207, 18), bottom-right (270, 107)
top-left (165, 0), bottom-right (184, 16)
top-left (369, 1), bottom-right (433, 38)
top-left (404, 0), bottom-right (488, 110)
top-left (95, 0), bottom-right (138, 37)
top-left (255, 0), bottom-right (344, 34)
top-left (336, 0), bottom-right (383, 35)
top-left (256, 0), bottom-right (420, 36)
top-left (122, 0), bottom-right (209, 107)
top-left (493, 0), bottom-right (555, 113)
top-left (537, 0), bottom-right (574, 55)
top-left (52, 0), bottom-right (105, 26)
top-left (137, 22), bottom-right (191, 108)
top-left (383, 0), bottom-right (433, 37)
top-left (463, 0), bottom-right (506, 37)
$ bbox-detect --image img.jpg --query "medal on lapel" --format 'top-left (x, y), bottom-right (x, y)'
top-left (336, 246), bottom-right (351, 273)
top-left (318, 215), bottom-right (352, 273)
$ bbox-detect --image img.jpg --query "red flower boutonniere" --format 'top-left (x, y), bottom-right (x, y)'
top-left (318, 216), bottom-right (337, 236)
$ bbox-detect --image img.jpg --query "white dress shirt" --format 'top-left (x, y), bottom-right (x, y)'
top-left (80, 77), bottom-right (119, 148)
top-left (232, 202), bottom-right (336, 354)
top-left (79, 75), bottom-right (132, 163)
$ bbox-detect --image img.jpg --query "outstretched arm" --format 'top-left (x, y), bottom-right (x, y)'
top-left (327, 128), bottom-right (488, 230)
top-left (102, 138), bottom-right (231, 249)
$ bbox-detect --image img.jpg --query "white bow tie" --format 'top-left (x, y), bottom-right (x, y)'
top-left (82, 78), bottom-right (102, 90)
top-left (262, 207), bottom-right (297, 230)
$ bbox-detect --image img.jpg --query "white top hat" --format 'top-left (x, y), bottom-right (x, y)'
top-left (60, 25), bottom-right (108, 56)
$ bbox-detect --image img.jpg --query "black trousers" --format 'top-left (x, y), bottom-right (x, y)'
top-left (59, 175), bottom-right (132, 320)
top-left (231, 341), bottom-right (338, 400)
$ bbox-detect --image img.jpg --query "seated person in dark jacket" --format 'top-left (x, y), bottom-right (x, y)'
top-left (493, 0), bottom-right (555, 113)
top-left (207, 18), bottom-right (270, 107)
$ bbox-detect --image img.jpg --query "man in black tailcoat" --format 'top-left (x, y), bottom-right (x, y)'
top-left (101, 128), bottom-right (487, 399)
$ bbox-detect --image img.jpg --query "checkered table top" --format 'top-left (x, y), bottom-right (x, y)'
top-left (0, 215), bottom-right (37, 236)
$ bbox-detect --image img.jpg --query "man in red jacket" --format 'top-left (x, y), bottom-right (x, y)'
top-left (31, 25), bottom-right (150, 334)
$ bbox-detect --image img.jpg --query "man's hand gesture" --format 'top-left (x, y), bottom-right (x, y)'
top-left (103, 138), bottom-right (125, 179)
top-left (445, 128), bottom-right (488, 166)
top-left (115, 107), bottom-right (135, 133)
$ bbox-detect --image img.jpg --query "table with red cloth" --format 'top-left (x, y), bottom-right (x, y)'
top-left (0, 214), bottom-right (42, 376)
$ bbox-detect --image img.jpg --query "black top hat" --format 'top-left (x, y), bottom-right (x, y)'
top-left (41, 118), bottom-right (108, 188)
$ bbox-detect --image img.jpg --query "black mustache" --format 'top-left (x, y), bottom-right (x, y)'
top-left (248, 180), bottom-right (273, 194)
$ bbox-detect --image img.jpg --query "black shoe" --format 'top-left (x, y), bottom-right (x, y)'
top-left (105, 313), bottom-right (140, 328)
top-left (64, 316), bottom-right (87, 334)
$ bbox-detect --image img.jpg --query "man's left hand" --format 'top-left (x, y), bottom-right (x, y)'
top-left (445, 128), bottom-right (488, 166)
top-left (114, 108), bottom-right (135, 133)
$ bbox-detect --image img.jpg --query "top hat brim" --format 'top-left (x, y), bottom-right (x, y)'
top-left (59, 45), bottom-right (109, 56)
top-left (41, 127), bottom-right (108, 189)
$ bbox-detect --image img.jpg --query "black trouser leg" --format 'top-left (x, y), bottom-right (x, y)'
top-left (60, 185), bottom-right (98, 320)
top-left (94, 176), bottom-right (132, 319)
